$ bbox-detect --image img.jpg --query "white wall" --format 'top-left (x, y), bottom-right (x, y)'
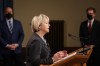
top-left (14, 0), bottom-right (100, 47)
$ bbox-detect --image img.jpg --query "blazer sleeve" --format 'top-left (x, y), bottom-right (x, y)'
top-left (95, 21), bottom-right (100, 47)
top-left (0, 36), bottom-right (8, 47)
top-left (79, 22), bottom-right (88, 46)
top-left (17, 21), bottom-right (24, 46)
top-left (79, 22), bottom-right (85, 46)
top-left (0, 21), bottom-right (8, 47)
top-left (27, 40), bottom-right (53, 66)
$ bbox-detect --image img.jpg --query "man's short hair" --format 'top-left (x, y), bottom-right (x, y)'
top-left (86, 7), bottom-right (96, 13)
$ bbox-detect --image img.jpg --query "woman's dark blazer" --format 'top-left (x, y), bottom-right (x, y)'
top-left (26, 33), bottom-right (53, 66)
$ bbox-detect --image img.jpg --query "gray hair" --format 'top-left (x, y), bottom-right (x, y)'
top-left (31, 14), bottom-right (49, 32)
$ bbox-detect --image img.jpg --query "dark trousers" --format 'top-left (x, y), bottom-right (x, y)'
top-left (2, 52), bottom-right (25, 66)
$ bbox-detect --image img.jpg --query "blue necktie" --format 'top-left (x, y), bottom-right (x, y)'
top-left (9, 21), bottom-right (13, 33)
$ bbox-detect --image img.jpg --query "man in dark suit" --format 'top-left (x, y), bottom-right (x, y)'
top-left (79, 7), bottom-right (100, 66)
top-left (0, 7), bottom-right (24, 66)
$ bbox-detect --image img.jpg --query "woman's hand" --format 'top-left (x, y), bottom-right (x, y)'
top-left (52, 50), bottom-right (67, 62)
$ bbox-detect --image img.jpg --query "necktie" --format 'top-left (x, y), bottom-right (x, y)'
top-left (9, 21), bottom-right (13, 33)
top-left (88, 21), bottom-right (91, 32)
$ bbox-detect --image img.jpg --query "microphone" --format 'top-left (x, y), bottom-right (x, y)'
top-left (68, 33), bottom-right (85, 47)
top-left (68, 33), bottom-right (89, 55)
top-left (68, 33), bottom-right (88, 39)
top-left (68, 34), bottom-right (78, 39)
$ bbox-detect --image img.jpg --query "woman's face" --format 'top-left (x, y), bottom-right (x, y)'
top-left (39, 20), bottom-right (50, 33)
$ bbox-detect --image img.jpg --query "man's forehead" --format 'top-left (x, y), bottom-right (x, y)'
top-left (88, 10), bottom-right (94, 13)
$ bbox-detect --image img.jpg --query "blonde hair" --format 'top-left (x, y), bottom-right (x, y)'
top-left (31, 14), bottom-right (49, 32)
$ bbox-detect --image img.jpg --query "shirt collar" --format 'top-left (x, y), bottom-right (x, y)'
top-left (87, 18), bottom-right (94, 27)
top-left (88, 18), bottom-right (94, 23)
top-left (6, 18), bottom-right (13, 22)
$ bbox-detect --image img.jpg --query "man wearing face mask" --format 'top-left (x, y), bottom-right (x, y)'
top-left (0, 7), bottom-right (24, 66)
top-left (79, 7), bottom-right (100, 66)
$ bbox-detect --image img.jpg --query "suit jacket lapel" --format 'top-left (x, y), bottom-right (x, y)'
top-left (12, 19), bottom-right (15, 34)
top-left (35, 33), bottom-right (51, 52)
top-left (90, 20), bottom-right (96, 33)
top-left (85, 21), bottom-right (89, 33)
top-left (4, 19), bottom-right (12, 34)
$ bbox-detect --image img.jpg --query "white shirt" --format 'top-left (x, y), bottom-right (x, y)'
top-left (87, 18), bottom-right (94, 27)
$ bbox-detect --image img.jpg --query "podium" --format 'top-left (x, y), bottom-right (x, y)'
top-left (40, 47), bottom-right (93, 66)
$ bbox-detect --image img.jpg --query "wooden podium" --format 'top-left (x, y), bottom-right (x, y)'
top-left (40, 47), bottom-right (93, 66)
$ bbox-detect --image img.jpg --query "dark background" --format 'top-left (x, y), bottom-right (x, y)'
top-left (0, 0), bottom-right (13, 20)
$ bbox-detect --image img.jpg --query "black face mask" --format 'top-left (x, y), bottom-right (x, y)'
top-left (5, 13), bottom-right (13, 19)
top-left (87, 14), bottom-right (93, 20)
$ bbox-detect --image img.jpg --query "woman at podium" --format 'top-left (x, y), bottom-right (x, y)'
top-left (26, 14), bottom-right (67, 66)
